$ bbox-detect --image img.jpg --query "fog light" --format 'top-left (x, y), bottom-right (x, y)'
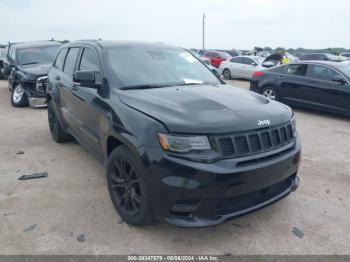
top-left (171, 200), bottom-right (200, 214)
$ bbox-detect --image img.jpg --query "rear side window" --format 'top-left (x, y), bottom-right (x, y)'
top-left (55, 48), bottom-right (68, 71)
top-left (307, 65), bottom-right (340, 81)
top-left (79, 48), bottom-right (100, 72)
top-left (287, 64), bottom-right (307, 76)
top-left (242, 57), bottom-right (254, 65)
top-left (63, 48), bottom-right (80, 76)
top-left (230, 57), bottom-right (242, 63)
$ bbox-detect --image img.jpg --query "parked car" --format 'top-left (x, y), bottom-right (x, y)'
top-left (0, 47), bottom-right (7, 80)
top-left (4, 41), bottom-right (61, 107)
top-left (250, 61), bottom-right (350, 116)
top-left (219, 56), bottom-right (265, 79)
top-left (340, 52), bottom-right (350, 59)
top-left (202, 51), bottom-right (232, 68)
top-left (47, 40), bottom-right (301, 228)
top-left (299, 53), bottom-right (346, 62)
top-left (187, 49), bottom-right (211, 65)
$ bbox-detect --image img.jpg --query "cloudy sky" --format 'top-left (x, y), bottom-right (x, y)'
top-left (0, 0), bottom-right (349, 49)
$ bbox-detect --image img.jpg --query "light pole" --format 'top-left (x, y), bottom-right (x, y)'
top-left (202, 13), bottom-right (206, 50)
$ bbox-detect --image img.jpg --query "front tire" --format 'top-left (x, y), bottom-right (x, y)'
top-left (11, 84), bottom-right (28, 107)
top-left (48, 100), bottom-right (72, 143)
top-left (261, 86), bottom-right (279, 101)
top-left (107, 145), bottom-right (155, 226)
top-left (222, 69), bottom-right (231, 80)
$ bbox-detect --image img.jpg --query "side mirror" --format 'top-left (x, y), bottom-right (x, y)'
top-left (251, 62), bottom-right (258, 66)
top-left (4, 64), bottom-right (12, 76)
top-left (73, 70), bottom-right (101, 89)
top-left (331, 75), bottom-right (346, 85)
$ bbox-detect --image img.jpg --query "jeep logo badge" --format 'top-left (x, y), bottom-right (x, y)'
top-left (257, 119), bottom-right (271, 127)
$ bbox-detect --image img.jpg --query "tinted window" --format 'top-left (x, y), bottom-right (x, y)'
top-left (79, 48), bottom-right (100, 72)
top-left (63, 48), bottom-right (80, 76)
top-left (54, 48), bottom-right (68, 71)
top-left (308, 65), bottom-right (340, 81)
top-left (287, 64), bottom-right (307, 76)
top-left (230, 57), bottom-right (242, 63)
top-left (242, 57), bottom-right (254, 65)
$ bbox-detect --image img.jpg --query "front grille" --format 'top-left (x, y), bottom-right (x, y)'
top-left (212, 122), bottom-right (295, 158)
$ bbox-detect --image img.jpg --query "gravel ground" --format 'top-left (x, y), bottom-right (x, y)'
top-left (0, 79), bottom-right (349, 255)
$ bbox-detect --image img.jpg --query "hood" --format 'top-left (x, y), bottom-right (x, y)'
top-left (120, 85), bottom-right (292, 134)
top-left (17, 62), bottom-right (52, 80)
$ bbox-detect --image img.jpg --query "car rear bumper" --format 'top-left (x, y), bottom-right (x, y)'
top-left (145, 135), bottom-right (301, 228)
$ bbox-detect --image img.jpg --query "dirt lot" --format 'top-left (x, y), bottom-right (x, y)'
top-left (0, 79), bottom-right (349, 255)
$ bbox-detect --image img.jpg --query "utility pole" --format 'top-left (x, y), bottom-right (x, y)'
top-left (202, 13), bottom-right (206, 50)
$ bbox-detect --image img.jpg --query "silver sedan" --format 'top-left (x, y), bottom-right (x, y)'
top-left (219, 56), bottom-right (265, 80)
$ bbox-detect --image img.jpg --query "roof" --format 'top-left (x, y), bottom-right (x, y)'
top-left (64, 40), bottom-right (181, 50)
top-left (10, 40), bottom-right (62, 49)
top-left (289, 60), bottom-right (347, 68)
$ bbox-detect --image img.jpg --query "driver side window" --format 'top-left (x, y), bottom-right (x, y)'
top-left (308, 65), bottom-right (341, 81)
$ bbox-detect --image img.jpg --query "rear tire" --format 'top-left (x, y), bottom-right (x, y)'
top-left (107, 145), bottom-right (155, 226)
top-left (261, 86), bottom-right (279, 101)
top-left (11, 84), bottom-right (28, 107)
top-left (222, 69), bottom-right (231, 80)
top-left (47, 99), bottom-right (72, 143)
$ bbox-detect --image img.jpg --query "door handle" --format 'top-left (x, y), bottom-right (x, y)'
top-left (277, 76), bottom-right (285, 79)
top-left (55, 76), bottom-right (61, 81)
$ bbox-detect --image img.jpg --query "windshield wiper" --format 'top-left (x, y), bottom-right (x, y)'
top-left (120, 84), bottom-right (170, 90)
top-left (21, 62), bottom-right (40, 65)
top-left (174, 82), bottom-right (217, 86)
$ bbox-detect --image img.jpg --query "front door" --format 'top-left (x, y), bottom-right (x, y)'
top-left (68, 47), bottom-right (106, 157)
top-left (304, 64), bottom-right (350, 113)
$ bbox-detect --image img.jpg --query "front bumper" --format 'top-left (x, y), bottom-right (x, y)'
top-left (23, 80), bottom-right (47, 108)
top-left (144, 135), bottom-right (301, 228)
top-left (28, 97), bottom-right (47, 108)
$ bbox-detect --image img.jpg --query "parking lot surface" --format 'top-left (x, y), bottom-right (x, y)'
top-left (0, 79), bottom-right (349, 255)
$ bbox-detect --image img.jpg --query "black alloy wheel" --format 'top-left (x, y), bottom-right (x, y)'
top-left (109, 158), bottom-right (142, 216)
top-left (107, 145), bottom-right (154, 226)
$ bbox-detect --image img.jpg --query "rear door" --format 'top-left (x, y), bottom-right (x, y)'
top-left (48, 48), bottom-right (69, 124)
top-left (228, 57), bottom-right (243, 77)
top-left (59, 47), bottom-right (81, 135)
top-left (277, 64), bottom-right (309, 103)
top-left (304, 64), bottom-right (350, 112)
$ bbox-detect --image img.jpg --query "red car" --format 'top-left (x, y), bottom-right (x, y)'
top-left (203, 51), bottom-right (232, 68)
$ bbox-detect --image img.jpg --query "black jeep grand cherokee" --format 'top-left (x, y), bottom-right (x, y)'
top-left (47, 40), bottom-right (301, 227)
top-left (4, 41), bottom-right (61, 107)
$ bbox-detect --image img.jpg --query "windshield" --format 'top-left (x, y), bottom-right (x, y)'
top-left (254, 57), bottom-right (265, 64)
top-left (105, 47), bottom-right (221, 88)
top-left (18, 45), bottom-right (60, 65)
top-left (338, 65), bottom-right (350, 78)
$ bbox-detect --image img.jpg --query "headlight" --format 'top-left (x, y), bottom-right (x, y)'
top-left (158, 134), bottom-right (211, 153)
top-left (36, 76), bottom-right (47, 91)
top-left (291, 114), bottom-right (296, 133)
